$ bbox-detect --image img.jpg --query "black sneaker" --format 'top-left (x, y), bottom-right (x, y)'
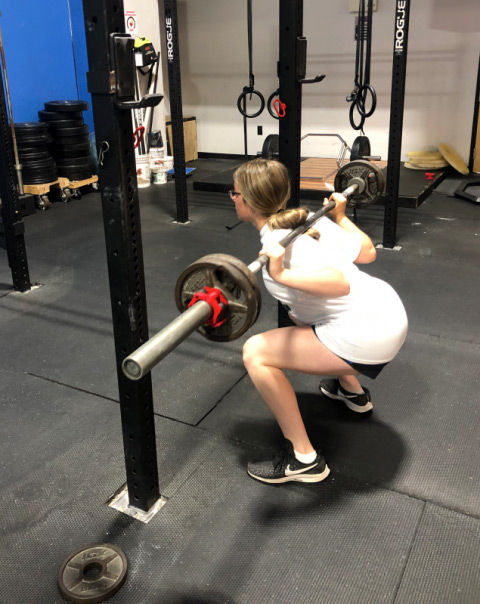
top-left (247, 439), bottom-right (330, 485)
top-left (319, 378), bottom-right (373, 413)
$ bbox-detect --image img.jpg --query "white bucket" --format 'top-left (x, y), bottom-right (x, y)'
top-left (149, 149), bottom-right (167, 185)
top-left (135, 155), bottom-right (151, 188)
top-left (151, 166), bottom-right (167, 185)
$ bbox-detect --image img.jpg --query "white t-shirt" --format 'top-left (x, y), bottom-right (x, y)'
top-left (259, 216), bottom-right (408, 364)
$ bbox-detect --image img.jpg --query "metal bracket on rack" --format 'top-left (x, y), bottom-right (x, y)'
top-left (87, 34), bottom-right (163, 110)
top-left (296, 37), bottom-right (325, 85)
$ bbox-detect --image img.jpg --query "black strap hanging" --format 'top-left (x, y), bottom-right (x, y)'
top-left (237, 0), bottom-right (265, 119)
top-left (347, 0), bottom-right (377, 132)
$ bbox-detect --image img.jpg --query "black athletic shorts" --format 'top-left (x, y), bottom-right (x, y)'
top-left (310, 325), bottom-right (389, 379)
top-left (338, 357), bottom-right (388, 379)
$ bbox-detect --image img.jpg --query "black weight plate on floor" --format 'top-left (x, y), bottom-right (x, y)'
top-left (19, 152), bottom-right (52, 159)
top-left (50, 119), bottom-right (85, 129)
top-left (23, 172), bottom-right (58, 185)
top-left (53, 140), bottom-right (90, 151)
top-left (16, 134), bottom-right (53, 145)
top-left (14, 121), bottom-right (51, 132)
top-left (18, 146), bottom-right (51, 153)
top-left (23, 172), bottom-right (57, 181)
top-left (52, 135), bottom-right (90, 146)
top-left (16, 130), bottom-right (52, 139)
top-left (19, 150), bottom-right (51, 160)
top-left (53, 125), bottom-right (89, 137)
top-left (39, 110), bottom-right (83, 121)
top-left (58, 169), bottom-right (93, 180)
top-left (54, 149), bottom-right (91, 159)
top-left (20, 157), bottom-right (52, 166)
top-left (21, 154), bottom-right (56, 164)
top-left (57, 543), bottom-right (128, 604)
top-left (58, 165), bottom-right (93, 175)
top-left (22, 164), bottom-right (57, 174)
top-left (22, 162), bottom-right (57, 172)
top-left (44, 100), bottom-right (89, 113)
top-left (22, 159), bottom-right (56, 169)
top-left (18, 146), bottom-right (51, 155)
top-left (56, 156), bottom-right (92, 167)
top-left (23, 176), bottom-right (58, 185)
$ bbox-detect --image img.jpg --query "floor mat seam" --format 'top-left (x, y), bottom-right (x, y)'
top-left (392, 501), bottom-right (426, 603)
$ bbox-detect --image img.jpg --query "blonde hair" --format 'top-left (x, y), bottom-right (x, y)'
top-left (269, 206), bottom-right (319, 240)
top-left (233, 159), bottom-right (319, 239)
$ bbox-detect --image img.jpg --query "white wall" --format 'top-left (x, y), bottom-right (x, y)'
top-left (157, 0), bottom-right (480, 163)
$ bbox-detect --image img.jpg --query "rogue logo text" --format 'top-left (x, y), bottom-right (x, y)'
top-left (166, 17), bottom-right (174, 62)
top-left (395, 1), bottom-right (407, 55)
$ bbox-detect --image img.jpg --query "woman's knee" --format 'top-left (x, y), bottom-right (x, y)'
top-left (243, 334), bottom-right (265, 370)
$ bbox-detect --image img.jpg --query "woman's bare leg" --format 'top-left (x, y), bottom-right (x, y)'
top-left (243, 326), bottom-right (359, 454)
top-left (338, 374), bottom-right (364, 393)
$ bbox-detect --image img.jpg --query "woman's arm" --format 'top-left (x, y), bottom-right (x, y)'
top-left (326, 193), bottom-right (377, 264)
top-left (259, 241), bottom-right (350, 298)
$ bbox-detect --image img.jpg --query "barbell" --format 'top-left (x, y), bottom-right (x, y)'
top-left (122, 159), bottom-right (385, 381)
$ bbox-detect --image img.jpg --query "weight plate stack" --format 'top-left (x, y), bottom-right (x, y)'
top-left (14, 122), bottom-right (57, 185)
top-left (38, 110), bottom-right (84, 121)
top-left (40, 100), bottom-right (94, 182)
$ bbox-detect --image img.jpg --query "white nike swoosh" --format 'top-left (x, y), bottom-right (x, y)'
top-left (285, 463), bottom-right (317, 476)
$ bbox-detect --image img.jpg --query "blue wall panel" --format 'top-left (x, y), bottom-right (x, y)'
top-left (1, 0), bottom-right (92, 131)
top-left (68, 0), bottom-right (94, 131)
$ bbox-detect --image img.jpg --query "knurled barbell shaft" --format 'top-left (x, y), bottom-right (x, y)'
top-left (122, 189), bottom-right (357, 380)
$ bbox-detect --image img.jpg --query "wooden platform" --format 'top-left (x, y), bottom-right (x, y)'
top-left (192, 156), bottom-right (448, 208)
top-left (23, 175), bottom-right (98, 195)
top-left (300, 157), bottom-right (388, 191)
top-left (23, 177), bottom-right (69, 196)
top-left (23, 175), bottom-right (99, 210)
top-left (66, 174), bottom-right (99, 190)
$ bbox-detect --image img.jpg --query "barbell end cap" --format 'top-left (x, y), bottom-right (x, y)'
top-left (122, 358), bottom-right (143, 381)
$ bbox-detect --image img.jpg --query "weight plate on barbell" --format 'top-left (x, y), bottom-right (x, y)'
top-left (58, 543), bottom-right (127, 604)
top-left (334, 159), bottom-right (385, 208)
top-left (175, 253), bottom-right (261, 342)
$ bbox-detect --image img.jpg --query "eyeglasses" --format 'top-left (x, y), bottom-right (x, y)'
top-left (228, 190), bottom-right (242, 200)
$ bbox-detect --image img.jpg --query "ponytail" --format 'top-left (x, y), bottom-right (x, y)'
top-left (268, 206), bottom-right (319, 240)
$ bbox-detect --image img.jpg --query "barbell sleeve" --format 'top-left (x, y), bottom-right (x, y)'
top-left (122, 300), bottom-right (213, 380)
top-left (122, 184), bottom-right (358, 381)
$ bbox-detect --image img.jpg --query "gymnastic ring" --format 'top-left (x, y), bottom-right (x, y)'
top-left (349, 101), bottom-right (366, 132)
top-left (267, 89), bottom-right (280, 120)
top-left (237, 87), bottom-right (265, 118)
top-left (356, 83), bottom-right (377, 118)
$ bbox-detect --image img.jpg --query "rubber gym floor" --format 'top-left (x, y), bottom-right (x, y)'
top-left (1, 159), bottom-right (479, 604)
